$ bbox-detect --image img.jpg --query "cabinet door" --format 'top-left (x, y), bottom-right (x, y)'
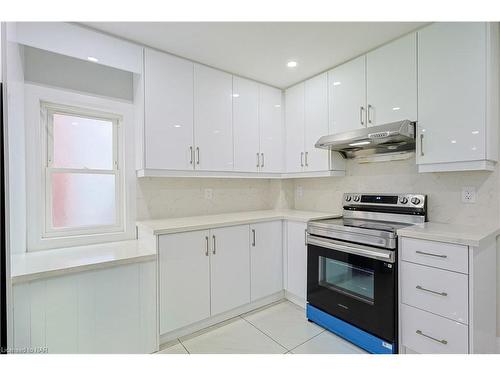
top-left (366, 33), bottom-right (417, 126)
top-left (417, 22), bottom-right (486, 164)
top-left (210, 225), bottom-right (251, 315)
top-left (305, 73), bottom-right (330, 171)
top-left (259, 85), bottom-right (284, 173)
top-left (250, 221), bottom-right (283, 301)
top-left (233, 76), bottom-right (260, 172)
top-left (285, 83), bottom-right (305, 173)
top-left (286, 221), bottom-right (307, 302)
top-left (194, 64), bottom-right (234, 171)
top-left (159, 230), bottom-right (210, 333)
top-left (144, 49), bottom-right (194, 170)
top-left (329, 55), bottom-right (367, 134)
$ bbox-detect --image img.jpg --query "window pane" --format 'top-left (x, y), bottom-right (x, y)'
top-left (51, 173), bottom-right (116, 228)
top-left (52, 113), bottom-right (114, 170)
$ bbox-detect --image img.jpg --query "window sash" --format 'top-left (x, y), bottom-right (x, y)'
top-left (42, 102), bottom-right (124, 238)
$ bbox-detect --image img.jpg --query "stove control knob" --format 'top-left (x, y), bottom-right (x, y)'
top-left (353, 195), bottom-right (360, 202)
top-left (345, 195), bottom-right (352, 202)
top-left (411, 197), bottom-right (421, 205)
top-left (399, 196), bottom-right (408, 204)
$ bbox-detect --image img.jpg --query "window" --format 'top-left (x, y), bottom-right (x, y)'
top-left (42, 102), bottom-right (123, 238)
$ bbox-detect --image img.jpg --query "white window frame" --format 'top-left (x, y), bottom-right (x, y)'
top-left (25, 84), bottom-right (136, 251)
top-left (42, 102), bottom-right (124, 238)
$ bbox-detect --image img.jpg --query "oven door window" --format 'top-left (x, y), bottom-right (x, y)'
top-left (318, 257), bottom-right (375, 304)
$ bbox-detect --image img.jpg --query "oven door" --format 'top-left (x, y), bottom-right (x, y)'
top-left (307, 235), bottom-right (396, 343)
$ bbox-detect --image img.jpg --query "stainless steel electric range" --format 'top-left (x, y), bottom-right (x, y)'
top-left (305, 193), bottom-right (427, 354)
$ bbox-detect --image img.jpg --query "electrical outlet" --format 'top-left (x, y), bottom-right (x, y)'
top-left (296, 186), bottom-right (303, 199)
top-left (204, 188), bottom-right (213, 200)
top-left (461, 186), bottom-right (476, 203)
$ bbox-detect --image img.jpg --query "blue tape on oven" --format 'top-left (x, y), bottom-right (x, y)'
top-left (306, 304), bottom-right (395, 354)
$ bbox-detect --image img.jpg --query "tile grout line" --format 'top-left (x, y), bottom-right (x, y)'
top-left (178, 338), bottom-right (191, 354)
top-left (286, 330), bottom-right (325, 353)
top-left (239, 314), bottom-right (291, 353)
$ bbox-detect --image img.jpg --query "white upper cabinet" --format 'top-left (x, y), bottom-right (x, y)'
top-left (259, 85), bottom-right (284, 173)
top-left (144, 49), bottom-right (194, 170)
top-left (366, 33), bottom-right (417, 126)
top-left (305, 73), bottom-right (330, 171)
top-left (285, 83), bottom-right (306, 173)
top-left (194, 64), bottom-right (234, 171)
top-left (417, 22), bottom-right (498, 172)
top-left (329, 55), bottom-right (367, 134)
top-left (233, 76), bottom-right (260, 172)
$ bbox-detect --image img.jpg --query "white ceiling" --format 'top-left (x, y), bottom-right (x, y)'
top-left (83, 22), bottom-right (427, 88)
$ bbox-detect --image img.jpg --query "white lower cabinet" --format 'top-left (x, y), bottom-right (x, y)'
top-left (12, 261), bottom-right (157, 354)
top-left (210, 225), bottom-right (251, 315)
top-left (159, 230), bottom-right (211, 333)
top-left (285, 221), bottom-right (308, 304)
top-left (250, 221), bottom-right (283, 301)
top-left (159, 221), bottom-right (283, 336)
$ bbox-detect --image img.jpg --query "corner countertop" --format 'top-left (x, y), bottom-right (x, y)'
top-left (397, 222), bottom-right (500, 247)
top-left (136, 209), bottom-right (340, 236)
top-left (11, 240), bottom-right (156, 285)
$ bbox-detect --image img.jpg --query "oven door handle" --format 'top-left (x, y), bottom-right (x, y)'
top-left (307, 234), bottom-right (395, 263)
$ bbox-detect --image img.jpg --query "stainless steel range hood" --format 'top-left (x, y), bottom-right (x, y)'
top-left (315, 120), bottom-right (416, 159)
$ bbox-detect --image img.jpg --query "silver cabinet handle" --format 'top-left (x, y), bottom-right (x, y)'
top-left (196, 147), bottom-right (200, 165)
top-left (300, 152), bottom-right (304, 167)
top-left (252, 229), bottom-right (256, 247)
top-left (368, 104), bottom-right (373, 124)
top-left (190, 146), bottom-right (194, 165)
top-left (420, 133), bottom-right (424, 156)
top-left (416, 285), bottom-right (448, 297)
top-left (256, 152), bottom-right (260, 168)
top-left (360, 106), bottom-right (365, 126)
top-left (416, 330), bottom-right (448, 345)
top-left (205, 236), bottom-right (209, 256)
top-left (261, 153), bottom-right (264, 168)
top-left (305, 151), bottom-right (309, 167)
top-left (415, 250), bottom-right (447, 259)
top-left (212, 235), bottom-right (216, 255)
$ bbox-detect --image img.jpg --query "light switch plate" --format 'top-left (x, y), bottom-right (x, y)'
top-left (461, 186), bottom-right (476, 203)
top-left (296, 186), bottom-right (303, 199)
top-left (204, 188), bottom-right (213, 200)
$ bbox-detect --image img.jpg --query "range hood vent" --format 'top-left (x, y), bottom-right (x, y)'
top-left (315, 120), bottom-right (416, 159)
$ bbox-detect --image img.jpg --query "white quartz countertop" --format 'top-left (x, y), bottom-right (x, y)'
top-left (137, 209), bottom-right (339, 236)
top-left (397, 222), bottom-right (500, 247)
top-left (11, 240), bottom-right (156, 284)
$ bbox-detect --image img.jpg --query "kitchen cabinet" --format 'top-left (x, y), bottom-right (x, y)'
top-left (286, 221), bottom-right (308, 305)
top-left (417, 22), bottom-right (499, 172)
top-left (194, 64), bottom-right (234, 171)
top-left (328, 55), bottom-right (366, 134)
top-left (210, 225), bottom-right (251, 315)
top-left (250, 221), bottom-right (283, 301)
top-left (159, 230), bottom-right (211, 333)
top-left (305, 73), bottom-right (331, 171)
top-left (366, 33), bottom-right (417, 126)
top-left (12, 261), bottom-right (157, 353)
top-left (144, 49), bottom-right (194, 170)
top-left (285, 76), bottom-right (344, 174)
top-left (233, 76), bottom-right (260, 172)
top-left (259, 85), bottom-right (284, 173)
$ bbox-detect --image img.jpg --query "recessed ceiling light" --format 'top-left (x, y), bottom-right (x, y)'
top-left (471, 130), bottom-right (479, 135)
top-left (333, 81), bottom-right (341, 86)
top-left (274, 104), bottom-right (281, 108)
top-left (392, 107), bottom-right (401, 111)
top-left (232, 93), bottom-right (240, 98)
top-left (287, 61), bottom-right (298, 68)
top-left (87, 56), bottom-right (99, 63)
top-left (173, 125), bottom-right (181, 128)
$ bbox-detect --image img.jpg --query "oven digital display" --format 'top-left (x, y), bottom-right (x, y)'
top-left (360, 195), bottom-right (398, 204)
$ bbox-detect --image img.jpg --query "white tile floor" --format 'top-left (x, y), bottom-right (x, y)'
top-left (157, 301), bottom-right (367, 354)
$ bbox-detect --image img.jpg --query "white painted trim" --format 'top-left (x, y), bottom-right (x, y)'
top-left (137, 168), bottom-right (345, 179)
top-left (285, 290), bottom-right (306, 309)
top-left (159, 291), bottom-right (284, 344)
top-left (418, 160), bottom-right (496, 173)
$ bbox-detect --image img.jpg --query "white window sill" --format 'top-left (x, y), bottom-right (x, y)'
top-left (11, 240), bottom-right (156, 284)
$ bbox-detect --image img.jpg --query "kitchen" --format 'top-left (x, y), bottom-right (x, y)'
top-left (1, 13), bottom-right (500, 365)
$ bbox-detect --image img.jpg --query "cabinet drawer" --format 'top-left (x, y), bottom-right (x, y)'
top-left (401, 304), bottom-right (468, 354)
top-left (401, 238), bottom-right (468, 273)
top-left (401, 262), bottom-right (468, 324)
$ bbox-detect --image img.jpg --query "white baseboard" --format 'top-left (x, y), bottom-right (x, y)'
top-left (284, 290), bottom-right (306, 309)
top-left (159, 291), bottom-right (284, 345)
